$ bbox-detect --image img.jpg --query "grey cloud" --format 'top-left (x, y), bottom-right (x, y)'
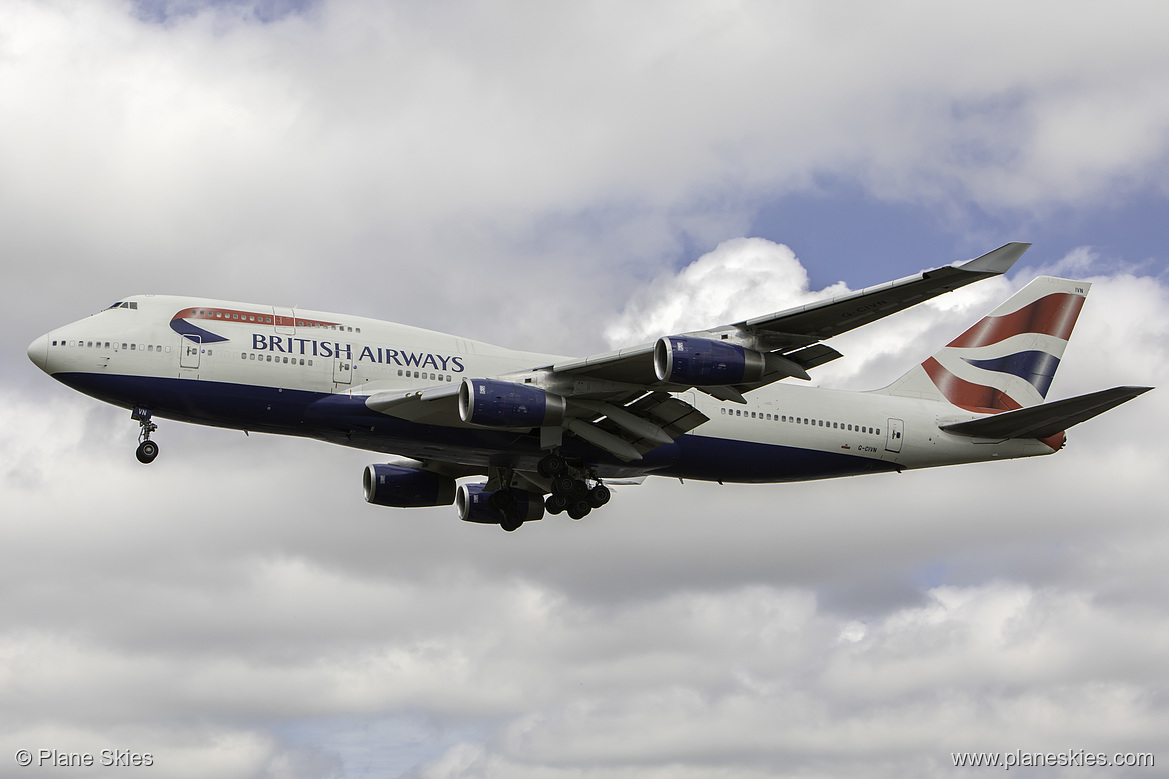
top-left (4, 2), bottom-right (1169, 776)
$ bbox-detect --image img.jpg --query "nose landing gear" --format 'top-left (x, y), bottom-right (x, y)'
top-left (132, 406), bottom-right (159, 464)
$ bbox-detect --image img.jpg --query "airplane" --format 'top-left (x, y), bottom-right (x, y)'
top-left (27, 242), bottom-right (1151, 531)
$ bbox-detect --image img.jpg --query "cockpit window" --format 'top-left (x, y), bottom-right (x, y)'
top-left (107, 302), bottom-right (122, 309)
top-left (107, 301), bottom-right (138, 310)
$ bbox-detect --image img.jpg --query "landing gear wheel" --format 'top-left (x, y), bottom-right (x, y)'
top-left (567, 500), bottom-right (591, 520)
top-left (133, 407), bottom-right (159, 464)
top-left (500, 517), bottom-right (523, 532)
top-left (587, 484), bottom-right (611, 508)
top-left (538, 453), bottom-right (567, 478)
top-left (569, 479), bottom-right (589, 499)
top-left (489, 488), bottom-right (517, 514)
top-left (135, 440), bottom-right (159, 464)
top-left (546, 494), bottom-right (569, 515)
top-left (551, 475), bottom-right (576, 497)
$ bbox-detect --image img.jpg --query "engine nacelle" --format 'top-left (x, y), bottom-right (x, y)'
top-left (654, 336), bottom-right (766, 385)
top-left (363, 464), bottom-right (456, 508)
top-left (458, 378), bottom-right (566, 427)
top-left (456, 483), bottom-right (545, 524)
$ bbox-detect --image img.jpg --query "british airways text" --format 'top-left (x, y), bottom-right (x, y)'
top-left (251, 334), bottom-right (465, 372)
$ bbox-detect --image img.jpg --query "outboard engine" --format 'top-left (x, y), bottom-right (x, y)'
top-left (363, 464), bottom-right (457, 508)
top-left (456, 483), bottom-right (545, 524)
top-left (458, 378), bottom-right (566, 427)
top-left (654, 336), bottom-right (766, 385)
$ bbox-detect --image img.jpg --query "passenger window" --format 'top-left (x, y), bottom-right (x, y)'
top-left (398, 370), bottom-right (403, 376)
top-left (130, 344), bottom-right (135, 350)
top-left (307, 360), bottom-right (313, 366)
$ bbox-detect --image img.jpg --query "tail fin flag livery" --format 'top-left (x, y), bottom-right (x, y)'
top-left (27, 243), bottom-right (1153, 531)
top-left (881, 277), bottom-right (1089, 413)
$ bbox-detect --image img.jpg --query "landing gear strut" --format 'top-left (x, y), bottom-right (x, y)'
top-left (132, 407), bottom-right (159, 464)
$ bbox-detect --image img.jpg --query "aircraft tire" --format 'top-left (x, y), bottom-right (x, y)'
top-left (488, 488), bottom-right (516, 513)
top-left (136, 440), bottom-right (159, 464)
top-left (546, 494), bottom-right (569, 515)
top-left (551, 475), bottom-right (575, 497)
top-left (538, 454), bottom-right (566, 478)
top-left (500, 518), bottom-right (523, 532)
top-left (569, 480), bottom-right (589, 499)
top-left (587, 484), bottom-right (610, 508)
top-left (567, 500), bottom-right (591, 520)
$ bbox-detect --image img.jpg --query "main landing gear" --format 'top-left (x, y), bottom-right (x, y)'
top-left (487, 488), bottom-right (528, 533)
top-left (132, 406), bottom-right (159, 464)
top-left (539, 452), bottom-right (610, 521)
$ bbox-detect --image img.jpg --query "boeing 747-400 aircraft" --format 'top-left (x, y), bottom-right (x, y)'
top-left (27, 243), bottom-right (1151, 530)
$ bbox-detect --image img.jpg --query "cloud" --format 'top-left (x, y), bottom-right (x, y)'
top-left (5, 240), bottom-right (1168, 776)
top-left (4, 1), bottom-right (1169, 776)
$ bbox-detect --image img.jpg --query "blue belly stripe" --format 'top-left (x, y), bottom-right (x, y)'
top-left (55, 372), bottom-right (897, 483)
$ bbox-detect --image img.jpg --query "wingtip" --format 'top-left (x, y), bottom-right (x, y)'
top-left (960, 242), bottom-right (1031, 274)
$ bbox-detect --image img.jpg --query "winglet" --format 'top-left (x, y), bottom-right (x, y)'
top-left (958, 242), bottom-right (1031, 274)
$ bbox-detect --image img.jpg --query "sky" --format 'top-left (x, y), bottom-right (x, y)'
top-left (2, 1), bottom-right (1168, 777)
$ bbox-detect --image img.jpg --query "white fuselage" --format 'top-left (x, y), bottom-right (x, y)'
top-left (27, 294), bottom-right (1060, 483)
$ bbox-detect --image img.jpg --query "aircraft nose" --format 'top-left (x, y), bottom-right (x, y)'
top-left (27, 334), bottom-right (49, 373)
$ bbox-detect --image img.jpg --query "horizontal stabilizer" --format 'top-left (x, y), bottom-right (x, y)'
top-left (940, 386), bottom-right (1152, 439)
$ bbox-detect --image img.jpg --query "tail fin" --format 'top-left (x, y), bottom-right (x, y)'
top-left (877, 276), bottom-right (1089, 412)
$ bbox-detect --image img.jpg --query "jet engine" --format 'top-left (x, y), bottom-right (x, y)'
top-left (456, 483), bottom-right (545, 524)
top-left (458, 378), bottom-right (566, 427)
top-left (654, 336), bottom-right (766, 385)
top-left (363, 464), bottom-right (457, 508)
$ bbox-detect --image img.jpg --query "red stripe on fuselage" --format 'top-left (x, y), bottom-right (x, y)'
top-left (171, 307), bottom-right (339, 329)
top-left (946, 293), bottom-right (1085, 348)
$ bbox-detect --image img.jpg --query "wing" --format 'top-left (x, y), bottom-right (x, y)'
top-left (545, 242), bottom-right (1029, 394)
top-left (361, 244), bottom-right (1028, 465)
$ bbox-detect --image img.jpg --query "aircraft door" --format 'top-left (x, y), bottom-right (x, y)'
top-left (885, 418), bottom-right (904, 453)
top-left (180, 336), bottom-right (201, 369)
top-left (333, 357), bottom-right (352, 384)
top-left (273, 307), bottom-right (296, 335)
